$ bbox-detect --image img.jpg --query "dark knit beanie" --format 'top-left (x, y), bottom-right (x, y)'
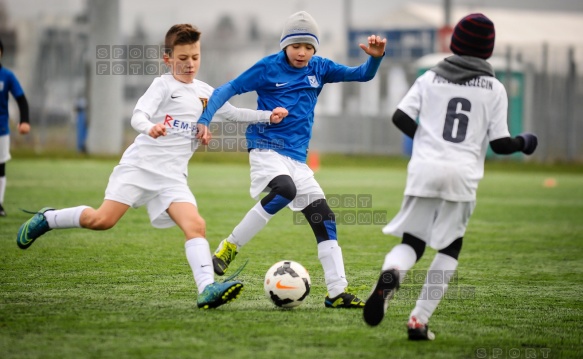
top-left (280, 11), bottom-right (320, 52)
top-left (450, 13), bottom-right (495, 59)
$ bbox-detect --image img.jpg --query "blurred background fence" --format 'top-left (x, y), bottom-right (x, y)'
top-left (2, 1), bottom-right (582, 163)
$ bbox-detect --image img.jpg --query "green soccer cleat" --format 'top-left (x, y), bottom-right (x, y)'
top-left (212, 239), bottom-right (238, 276)
top-left (197, 281), bottom-right (244, 309)
top-left (16, 207), bottom-right (55, 250)
top-left (363, 268), bottom-right (400, 326)
top-left (197, 259), bottom-right (248, 309)
top-left (324, 289), bottom-right (366, 309)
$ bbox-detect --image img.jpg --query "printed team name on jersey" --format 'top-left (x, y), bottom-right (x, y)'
top-left (433, 75), bottom-right (493, 90)
top-left (164, 114), bottom-right (196, 137)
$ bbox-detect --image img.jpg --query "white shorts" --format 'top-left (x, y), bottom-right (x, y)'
top-left (104, 164), bottom-right (197, 228)
top-left (0, 135), bottom-right (11, 163)
top-left (249, 149), bottom-right (325, 211)
top-left (382, 196), bottom-right (476, 250)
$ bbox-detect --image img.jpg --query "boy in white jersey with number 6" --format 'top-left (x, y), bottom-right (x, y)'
top-left (362, 13), bottom-right (538, 339)
top-left (16, 24), bottom-right (288, 309)
top-left (196, 11), bottom-right (386, 308)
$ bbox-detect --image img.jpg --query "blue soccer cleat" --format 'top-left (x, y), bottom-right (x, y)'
top-left (197, 281), bottom-right (244, 309)
top-left (197, 259), bottom-right (248, 309)
top-left (17, 207), bottom-right (55, 249)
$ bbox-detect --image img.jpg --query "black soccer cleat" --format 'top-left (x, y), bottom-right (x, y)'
top-left (324, 290), bottom-right (365, 308)
top-left (407, 316), bottom-right (435, 340)
top-left (363, 268), bottom-right (400, 326)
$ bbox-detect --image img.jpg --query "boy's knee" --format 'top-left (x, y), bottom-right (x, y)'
top-left (438, 237), bottom-right (463, 260)
top-left (183, 216), bottom-right (206, 239)
top-left (402, 233), bottom-right (426, 262)
top-left (260, 175), bottom-right (296, 214)
top-left (268, 175), bottom-right (297, 200)
top-left (192, 216), bottom-right (206, 232)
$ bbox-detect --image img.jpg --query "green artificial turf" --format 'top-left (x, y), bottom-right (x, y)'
top-left (1, 157), bottom-right (581, 359)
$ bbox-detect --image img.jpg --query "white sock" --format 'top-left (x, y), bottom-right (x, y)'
top-left (185, 238), bottom-right (215, 294)
top-left (0, 176), bottom-right (6, 204)
top-left (318, 240), bottom-right (348, 298)
top-left (227, 202), bottom-right (272, 249)
top-left (45, 206), bottom-right (90, 229)
top-left (410, 253), bottom-right (459, 324)
top-left (382, 243), bottom-right (418, 283)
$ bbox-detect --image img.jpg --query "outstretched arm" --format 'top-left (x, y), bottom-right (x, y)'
top-left (196, 61), bottom-right (266, 144)
top-left (213, 101), bottom-right (288, 124)
top-left (490, 134), bottom-right (538, 155)
top-left (336, 35), bottom-right (387, 83)
top-left (195, 83), bottom-right (238, 145)
top-left (196, 107), bottom-right (288, 145)
top-left (198, 83), bottom-right (238, 126)
top-left (359, 35), bottom-right (387, 58)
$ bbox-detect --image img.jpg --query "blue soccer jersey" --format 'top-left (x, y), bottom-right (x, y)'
top-left (0, 65), bottom-right (25, 136)
top-left (198, 51), bottom-right (383, 162)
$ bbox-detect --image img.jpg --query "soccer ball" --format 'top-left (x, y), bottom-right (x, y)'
top-left (264, 260), bottom-right (311, 308)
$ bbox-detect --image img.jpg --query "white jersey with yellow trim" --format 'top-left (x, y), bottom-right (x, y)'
top-left (397, 70), bottom-right (511, 201)
top-left (119, 74), bottom-right (272, 178)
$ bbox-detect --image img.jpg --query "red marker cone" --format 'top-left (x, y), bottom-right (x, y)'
top-left (308, 151), bottom-right (320, 172)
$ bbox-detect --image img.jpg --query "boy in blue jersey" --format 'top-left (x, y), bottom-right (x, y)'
top-left (197, 11), bottom-right (387, 308)
top-left (0, 39), bottom-right (31, 217)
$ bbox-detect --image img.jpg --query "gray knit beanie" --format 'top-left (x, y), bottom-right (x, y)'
top-left (280, 11), bottom-right (320, 52)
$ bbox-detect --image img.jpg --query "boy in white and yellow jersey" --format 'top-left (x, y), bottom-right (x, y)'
top-left (16, 24), bottom-right (287, 310)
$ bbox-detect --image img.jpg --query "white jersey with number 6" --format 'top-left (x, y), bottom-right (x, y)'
top-left (397, 70), bottom-right (511, 201)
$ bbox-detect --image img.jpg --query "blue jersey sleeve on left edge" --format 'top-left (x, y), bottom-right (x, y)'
top-left (9, 72), bottom-right (25, 98)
